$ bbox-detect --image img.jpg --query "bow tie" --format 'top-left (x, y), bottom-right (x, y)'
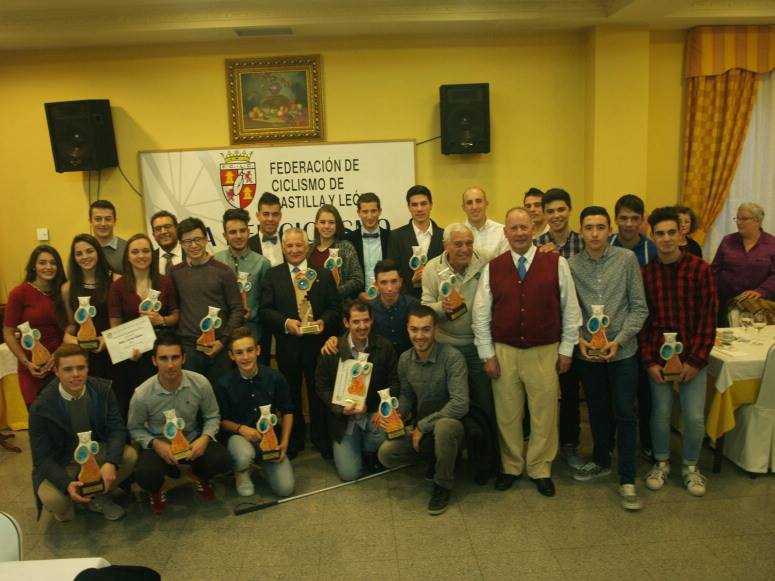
top-left (262, 235), bottom-right (278, 244)
top-left (362, 233), bottom-right (380, 239)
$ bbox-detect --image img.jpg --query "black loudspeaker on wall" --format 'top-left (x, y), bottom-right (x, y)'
top-left (44, 99), bottom-right (118, 173)
top-left (439, 83), bottom-right (490, 155)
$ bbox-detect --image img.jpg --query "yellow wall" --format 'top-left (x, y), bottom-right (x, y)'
top-left (0, 30), bottom-right (685, 299)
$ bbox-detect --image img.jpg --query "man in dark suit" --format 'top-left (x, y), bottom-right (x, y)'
top-left (248, 192), bottom-right (285, 268)
top-left (260, 227), bottom-right (341, 459)
top-left (150, 210), bottom-right (185, 276)
top-left (345, 192), bottom-right (390, 299)
top-left (386, 185), bottom-right (444, 298)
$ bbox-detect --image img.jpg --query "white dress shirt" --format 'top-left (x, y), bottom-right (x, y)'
top-left (158, 242), bottom-right (183, 275)
top-left (466, 218), bottom-right (509, 256)
top-left (262, 231), bottom-right (284, 267)
top-left (412, 221), bottom-right (433, 256)
top-left (361, 226), bottom-right (383, 286)
top-left (472, 244), bottom-right (581, 360)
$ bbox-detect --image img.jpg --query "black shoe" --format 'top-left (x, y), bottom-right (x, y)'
top-left (494, 473), bottom-right (521, 491)
top-left (424, 464), bottom-right (436, 482)
top-left (320, 448), bottom-right (334, 460)
top-left (427, 484), bottom-right (451, 515)
top-left (530, 477), bottom-right (556, 497)
top-left (363, 453), bottom-right (385, 474)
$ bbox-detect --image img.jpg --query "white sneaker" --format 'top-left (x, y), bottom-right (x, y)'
top-left (573, 462), bottom-right (612, 481)
top-left (619, 484), bottom-right (643, 511)
top-left (235, 469), bottom-right (255, 497)
top-left (560, 444), bottom-right (584, 470)
top-left (645, 461), bottom-right (670, 491)
top-left (682, 465), bottom-right (707, 497)
top-left (87, 494), bottom-right (126, 521)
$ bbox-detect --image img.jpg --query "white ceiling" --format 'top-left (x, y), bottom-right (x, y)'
top-left (1, 0), bottom-right (773, 51)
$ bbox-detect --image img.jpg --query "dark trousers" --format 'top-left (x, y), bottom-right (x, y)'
top-left (279, 345), bottom-right (331, 455)
top-left (559, 364), bottom-right (580, 447)
top-left (575, 355), bottom-right (639, 484)
top-left (135, 441), bottom-right (232, 492)
top-left (183, 345), bottom-right (233, 387)
top-left (259, 330), bottom-right (272, 367)
top-left (636, 351), bottom-right (653, 454)
top-left (114, 354), bottom-right (156, 421)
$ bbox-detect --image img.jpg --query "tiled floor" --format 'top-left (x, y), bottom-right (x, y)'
top-left (1, 428), bottom-right (774, 581)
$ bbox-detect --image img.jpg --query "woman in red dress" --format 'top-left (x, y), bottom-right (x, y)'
top-left (108, 233), bottom-right (179, 417)
top-left (61, 234), bottom-right (118, 381)
top-left (2, 245), bottom-right (67, 405)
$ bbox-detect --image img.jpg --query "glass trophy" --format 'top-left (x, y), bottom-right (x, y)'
top-left (378, 388), bottom-right (406, 440)
top-left (346, 352), bottom-right (372, 405)
top-left (17, 321), bottom-right (52, 367)
top-left (139, 289), bottom-right (162, 315)
top-left (257, 404), bottom-right (281, 461)
top-left (438, 267), bottom-right (467, 321)
top-left (294, 268), bottom-right (321, 334)
top-left (365, 283), bottom-right (378, 300)
top-left (163, 409), bottom-right (192, 460)
top-left (73, 431), bottom-right (104, 495)
top-left (74, 296), bottom-right (100, 350)
top-left (323, 248), bottom-right (343, 287)
top-left (237, 272), bottom-right (252, 314)
top-left (409, 245), bottom-right (428, 288)
top-left (659, 332), bottom-right (684, 382)
top-left (586, 304), bottom-right (610, 357)
top-left (196, 306), bottom-right (222, 352)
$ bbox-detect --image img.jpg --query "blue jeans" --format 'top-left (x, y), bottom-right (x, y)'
top-left (575, 355), bottom-right (638, 484)
top-left (649, 366), bottom-right (707, 465)
top-left (227, 434), bottom-right (295, 497)
top-left (333, 413), bottom-right (386, 482)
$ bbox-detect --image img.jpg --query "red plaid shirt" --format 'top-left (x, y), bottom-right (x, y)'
top-left (640, 252), bottom-right (718, 369)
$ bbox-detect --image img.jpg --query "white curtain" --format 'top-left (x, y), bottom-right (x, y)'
top-left (703, 71), bottom-right (775, 259)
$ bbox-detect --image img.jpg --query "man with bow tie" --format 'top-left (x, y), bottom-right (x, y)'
top-left (345, 192), bottom-right (390, 299)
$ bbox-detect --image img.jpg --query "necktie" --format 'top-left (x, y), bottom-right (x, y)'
top-left (517, 255), bottom-right (527, 280)
top-left (362, 233), bottom-right (379, 239)
top-left (292, 266), bottom-right (300, 274)
top-left (163, 252), bottom-right (174, 276)
top-left (263, 235), bottom-right (278, 244)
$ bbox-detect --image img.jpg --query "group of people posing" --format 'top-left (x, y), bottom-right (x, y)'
top-left (3, 185), bottom-right (773, 520)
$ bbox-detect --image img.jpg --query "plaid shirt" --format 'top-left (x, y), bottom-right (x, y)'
top-left (536, 230), bottom-right (584, 259)
top-left (639, 252), bottom-right (717, 369)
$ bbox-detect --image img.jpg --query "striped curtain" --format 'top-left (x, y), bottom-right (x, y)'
top-left (682, 26), bottom-right (775, 244)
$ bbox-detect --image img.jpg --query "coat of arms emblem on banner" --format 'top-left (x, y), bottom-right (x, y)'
top-left (220, 151), bottom-right (257, 208)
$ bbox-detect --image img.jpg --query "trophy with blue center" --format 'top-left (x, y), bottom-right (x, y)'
top-left (75, 296), bottom-right (100, 350)
top-left (163, 409), bottom-right (192, 460)
top-left (323, 248), bottom-right (343, 287)
top-left (74, 431), bottom-right (104, 495)
top-left (294, 267), bottom-right (320, 334)
top-left (257, 404), bottom-right (281, 461)
top-left (237, 272), bottom-right (252, 315)
top-left (378, 388), bottom-right (406, 440)
top-left (438, 267), bottom-right (467, 321)
top-left (409, 245), bottom-right (428, 288)
top-left (659, 332), bottom-right (684, 382)
top-left (139, 289), bottom-right (162, 315)
top-left (17, 321), bottom-right (52, 368)
top-left (196, 306), bottom-right (222, 352)
top-left (586, 304), bottom-right (610, 357)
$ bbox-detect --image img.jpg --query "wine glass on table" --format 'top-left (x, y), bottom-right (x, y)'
top-left (752, 311), bottom-right (767, 344)
top-left (740, 311), bottom-right (753, 338)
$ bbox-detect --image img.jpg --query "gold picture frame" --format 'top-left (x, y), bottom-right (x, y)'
top-left (226, 54), bottom-right (324, 144)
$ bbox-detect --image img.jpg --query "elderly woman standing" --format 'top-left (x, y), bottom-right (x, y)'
top-left (711, 202), bottom-right (775, 319)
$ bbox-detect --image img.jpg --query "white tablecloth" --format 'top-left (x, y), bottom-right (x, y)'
top-left (708, 325), bottom-right (775, 392)
top-left (0, 344), bottom-right (17, 379)
top-left (0, 557), bottom-right (110, 581)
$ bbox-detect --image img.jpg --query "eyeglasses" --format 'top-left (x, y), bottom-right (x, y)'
top-left (733, 217), bottom-right (754, 223)
top-left (152, 224), bottom-right (175, 233)
top-left (180, 236), bottom-right (207, 246)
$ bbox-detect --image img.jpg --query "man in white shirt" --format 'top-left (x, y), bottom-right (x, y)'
top-left (473, 207), bottom-right (581, 497)
top-left (345, 192), bottom-right (390, 296)
top-left (462, 186), bottom-right (508, 256)
top-left (248, 192), bottom-right (285, 268)
top-left (150, 210), bottom-right (184, 275)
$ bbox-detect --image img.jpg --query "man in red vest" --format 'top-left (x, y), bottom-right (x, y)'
top-left (473, 207), bottom-right (581, 497)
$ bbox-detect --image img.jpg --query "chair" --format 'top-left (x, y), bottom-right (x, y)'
top-left (723, 343), bottom-right (775, 473)
top-left (0, 511), bottom-right (23, 561)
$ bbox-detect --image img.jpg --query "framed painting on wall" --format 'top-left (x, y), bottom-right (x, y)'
top-left (226, 54), bottom-right (324, 144)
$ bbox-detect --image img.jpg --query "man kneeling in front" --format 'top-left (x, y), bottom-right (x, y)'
top-left (377, 305), bottom-right (469, 515)
top-left (128, 331), bottom-right (231, 515)
top-left (30, 344), bottom-right (137, 522)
